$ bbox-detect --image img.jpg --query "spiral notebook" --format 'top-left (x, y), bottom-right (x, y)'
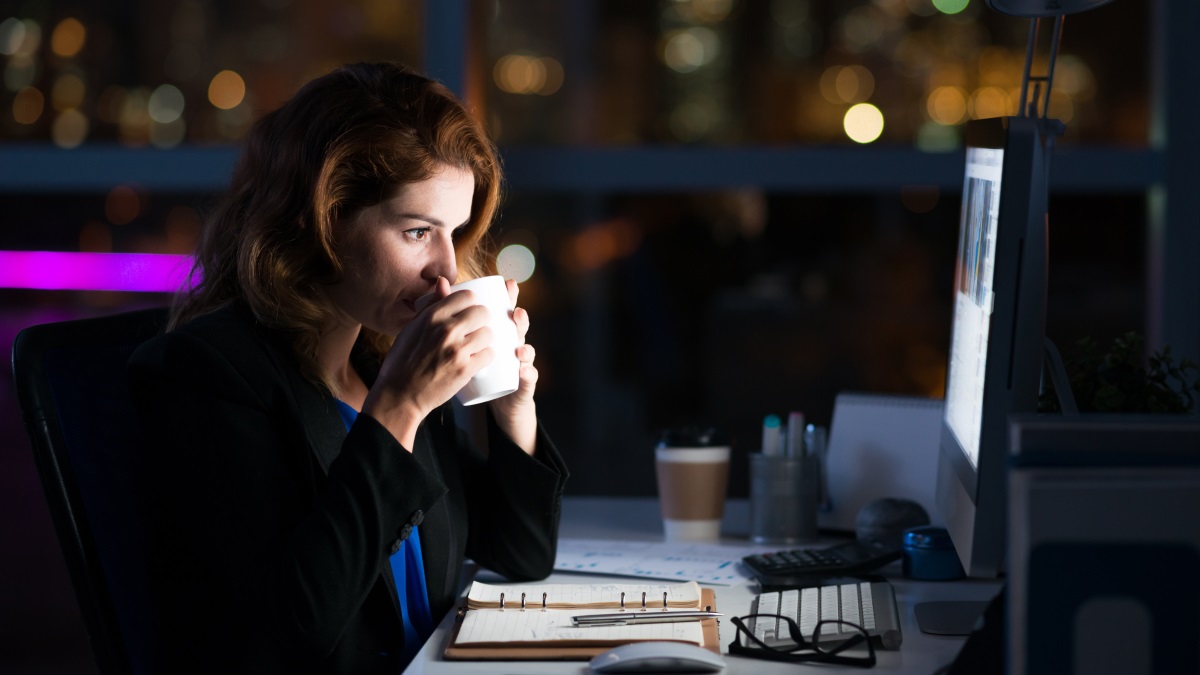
top-left (443, 580), bottom-right (720, 660)
top-left (820, 392), bottom-right (945, 531)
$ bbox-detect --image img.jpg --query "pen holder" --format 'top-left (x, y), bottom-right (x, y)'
top-left (749, 454), bottom-right (819, 545)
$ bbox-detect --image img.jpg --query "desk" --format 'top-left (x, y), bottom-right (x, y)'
top-left (405, 497), bottom-right (1002, 674)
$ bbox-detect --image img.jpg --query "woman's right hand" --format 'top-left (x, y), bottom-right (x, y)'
top-left (361, 276), bottom-right (495, 449)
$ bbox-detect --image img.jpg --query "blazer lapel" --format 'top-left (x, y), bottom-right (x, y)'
top-left (286, 371), bottom-right (344, 475)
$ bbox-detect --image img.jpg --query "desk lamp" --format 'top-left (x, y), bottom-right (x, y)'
top-left (984, 0), bottom-right (1117, 119)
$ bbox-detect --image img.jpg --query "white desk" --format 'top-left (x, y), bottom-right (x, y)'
top-left (405, 497), bottom-right (1002, 674)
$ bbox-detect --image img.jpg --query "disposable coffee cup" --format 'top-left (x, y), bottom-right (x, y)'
top-left (654, 428), bottom-right (731, 542)
top-left (450, 275), bottom-right (520, 406)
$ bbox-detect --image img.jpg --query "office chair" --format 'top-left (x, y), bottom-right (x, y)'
top-left (12, 307), bottom-right (169, 675)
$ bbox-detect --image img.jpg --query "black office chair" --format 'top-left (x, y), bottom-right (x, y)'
top-left (12, 307), bottom-right (169, 675)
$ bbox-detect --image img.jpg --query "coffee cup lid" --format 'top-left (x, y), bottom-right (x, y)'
top-left (657, 426), bottom-right (729, 448)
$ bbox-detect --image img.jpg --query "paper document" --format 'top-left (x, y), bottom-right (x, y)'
top-left (456, 607), bottom-right (704, 645)
top-left (553, 538), bottom-right (776, 585)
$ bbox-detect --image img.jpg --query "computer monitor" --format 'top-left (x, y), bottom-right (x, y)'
top-left (934, 115), bottom-right (1058, 580)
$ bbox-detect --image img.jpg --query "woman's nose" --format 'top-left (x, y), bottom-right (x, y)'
top-left (424, 233), bottom-right (458, 284)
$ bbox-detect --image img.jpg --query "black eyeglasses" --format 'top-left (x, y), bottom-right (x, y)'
top-left (728, 614), bottom-right (877, 668)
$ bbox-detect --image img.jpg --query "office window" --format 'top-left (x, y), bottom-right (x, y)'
top-left (496, 188), bottom-right (1145, 496)
top-left (478, 0), bottom-right (1148, 146)
top-left (0, 1), bottom-right (424, 145)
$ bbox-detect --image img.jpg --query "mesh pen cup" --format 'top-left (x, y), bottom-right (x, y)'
top-left (750, 454), bottom-right (819, 545)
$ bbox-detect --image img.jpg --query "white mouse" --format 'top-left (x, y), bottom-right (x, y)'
top-left (589, 641), bottom-right (726, 673)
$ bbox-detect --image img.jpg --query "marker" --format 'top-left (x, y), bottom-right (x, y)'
top-left (785, 411), bottom-right (805, 458)
top-left (761, 414), bottom-right (782, 456)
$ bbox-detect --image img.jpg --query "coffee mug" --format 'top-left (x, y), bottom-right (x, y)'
top-left (450, 275), bottom-right (520, 406)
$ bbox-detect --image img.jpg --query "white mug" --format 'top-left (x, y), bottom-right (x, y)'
top-left (450, 275), bottom-right (520, 406)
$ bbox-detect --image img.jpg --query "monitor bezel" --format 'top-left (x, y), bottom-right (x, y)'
top-left (935, 115), bottom-right (1053, 578)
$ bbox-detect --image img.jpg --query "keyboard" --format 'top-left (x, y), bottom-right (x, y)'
top-left (745, 580), bottom-right (904, 650)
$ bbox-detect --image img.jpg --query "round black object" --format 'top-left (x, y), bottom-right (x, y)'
top-left (855, 497), bottom-right (931, 550)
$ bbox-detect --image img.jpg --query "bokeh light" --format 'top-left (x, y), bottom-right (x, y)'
top-left (496, 244), bottom-right (536, 283)
top-left (12, 86), bottom-right (44, 124)
top-left (969, 86), bottom-right (1008, 119)
top-left (150, 118), bottom-right (187, 148)
top-left (208, 69), bottom-right (245, 109)
top-left (148, 84), bottom-right (186, 123)
top-left (105, 185), bottom-right (141, 225)
top-left (0, 17), bottom-right (26, 55)
top-left (843, 103), bottom-right (884, 143)
top-left (51, 73), bottom-right (85, 111)
top-left (663, 27), bottom-right (720, 73)
top-left (933, 0), bottom-right (970, 15)
top-left (51, 108), bottom-right (88, 147)
top-left (50, 17), bottom-right (86, 57)
top-left (927, 86), bottom-right (968, 125)
top-left (5, 53), bottom-right (38, 90)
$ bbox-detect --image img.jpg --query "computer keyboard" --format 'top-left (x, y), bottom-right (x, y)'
top-left (746, 580), bottom-right (904, 650)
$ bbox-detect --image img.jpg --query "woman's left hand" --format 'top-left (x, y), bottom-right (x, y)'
top-left (488, 278), bottom-right (538, 455)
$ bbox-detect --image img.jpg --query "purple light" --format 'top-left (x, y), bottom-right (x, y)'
top-left (0, 251), bottom-right (195, 292)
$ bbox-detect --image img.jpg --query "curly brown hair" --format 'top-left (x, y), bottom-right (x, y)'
top-left (171, 62), bottom-right (502, 388)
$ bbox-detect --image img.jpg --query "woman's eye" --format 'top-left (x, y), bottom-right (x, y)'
top-left (405, 227), bottom-right (431, 241)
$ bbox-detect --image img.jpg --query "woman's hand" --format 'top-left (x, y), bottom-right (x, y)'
top-left (362, 276), bottom-right (494, 450)
top-left (487, 278), bottom-right (538, 455)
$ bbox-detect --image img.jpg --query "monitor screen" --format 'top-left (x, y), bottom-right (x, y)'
top-left (933, 116), bottom-right (1055, 579)
top-left (945, 146), bottom-right (1004, 471)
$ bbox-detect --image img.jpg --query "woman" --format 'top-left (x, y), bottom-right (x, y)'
top-left (128, 62), bottom-right (568, 673)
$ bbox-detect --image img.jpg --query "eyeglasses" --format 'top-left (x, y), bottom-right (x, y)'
top-left (728, 614), bottom-right (877, 668)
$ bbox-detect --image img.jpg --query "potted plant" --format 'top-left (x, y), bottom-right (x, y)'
top-left (1038, 332), bottom-right (1200, 414)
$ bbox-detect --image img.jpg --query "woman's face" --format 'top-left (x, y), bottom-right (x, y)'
top-left (325, 164), bottom-right (475, 337)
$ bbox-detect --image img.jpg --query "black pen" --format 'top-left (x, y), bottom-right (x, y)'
top-left (571, 610), bottom-right (722, 627)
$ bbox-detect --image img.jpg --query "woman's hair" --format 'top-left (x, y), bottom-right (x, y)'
top-left (171, 62), bottom-right (502, 387)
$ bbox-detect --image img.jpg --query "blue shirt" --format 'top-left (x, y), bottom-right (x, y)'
top-left (335, 400), bottom-right (434, 666)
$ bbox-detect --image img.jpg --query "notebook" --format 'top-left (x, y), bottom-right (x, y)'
top-left (820, 392), bottom-right (944, 531)
top-left (443, 580), bottom-right (720, 660)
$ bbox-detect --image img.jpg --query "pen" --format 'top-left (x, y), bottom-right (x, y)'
top-left (761, 414), bottom-right (782, 456)
top-left (785, 411), bottom-right (805, 458)
top-left (571, 610), bottom-right (722, 627)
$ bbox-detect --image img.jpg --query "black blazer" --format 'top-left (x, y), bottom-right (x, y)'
top-left (127, 304), bottom-right (568, 673)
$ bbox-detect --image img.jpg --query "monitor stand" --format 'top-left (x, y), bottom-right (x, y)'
top-left (914, 600), bottom-right (991, 635)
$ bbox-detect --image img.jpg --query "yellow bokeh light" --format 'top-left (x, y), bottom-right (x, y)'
top-left (51, 73), bottom-right (85, 111)
top-left (969, 86), bottom-right (1008, 120)
top-left (12, 86), bottom-right (44, 124)
top-left (663, 27), bottom-right (719, 73)
top-left (844, 103), bottom-right (884, 143)
top-left (837, 65), bottom-right (874, 103)
top-left (208, 69), bottom-right (245, 110)
top-left (537, 57), bottom-right (564, 95)
top-left (927, 86), bottom-right (967, 125)
top-left (50, 17), bottom-right (86, 57)
top-left (819, 66), bottom-right (844, 104)
top-left (692, 0), bottom-right (734, 23)
top-left (51, 108), bottom-right (88, 148)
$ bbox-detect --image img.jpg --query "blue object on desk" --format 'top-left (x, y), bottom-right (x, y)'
top-left (903, 526), bottom-right (965, 580)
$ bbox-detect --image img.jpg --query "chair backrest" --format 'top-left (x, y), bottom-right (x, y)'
top-left (12, 307), bottom-right (169, 675)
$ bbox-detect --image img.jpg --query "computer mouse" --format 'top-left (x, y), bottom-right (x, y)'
top-left (589, 641), bottom-right (726, 673)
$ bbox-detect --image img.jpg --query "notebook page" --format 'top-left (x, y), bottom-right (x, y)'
top-left (466, 581), bottom-right (702, 609)
top-left (455, 608), bottom-right (706, 645)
